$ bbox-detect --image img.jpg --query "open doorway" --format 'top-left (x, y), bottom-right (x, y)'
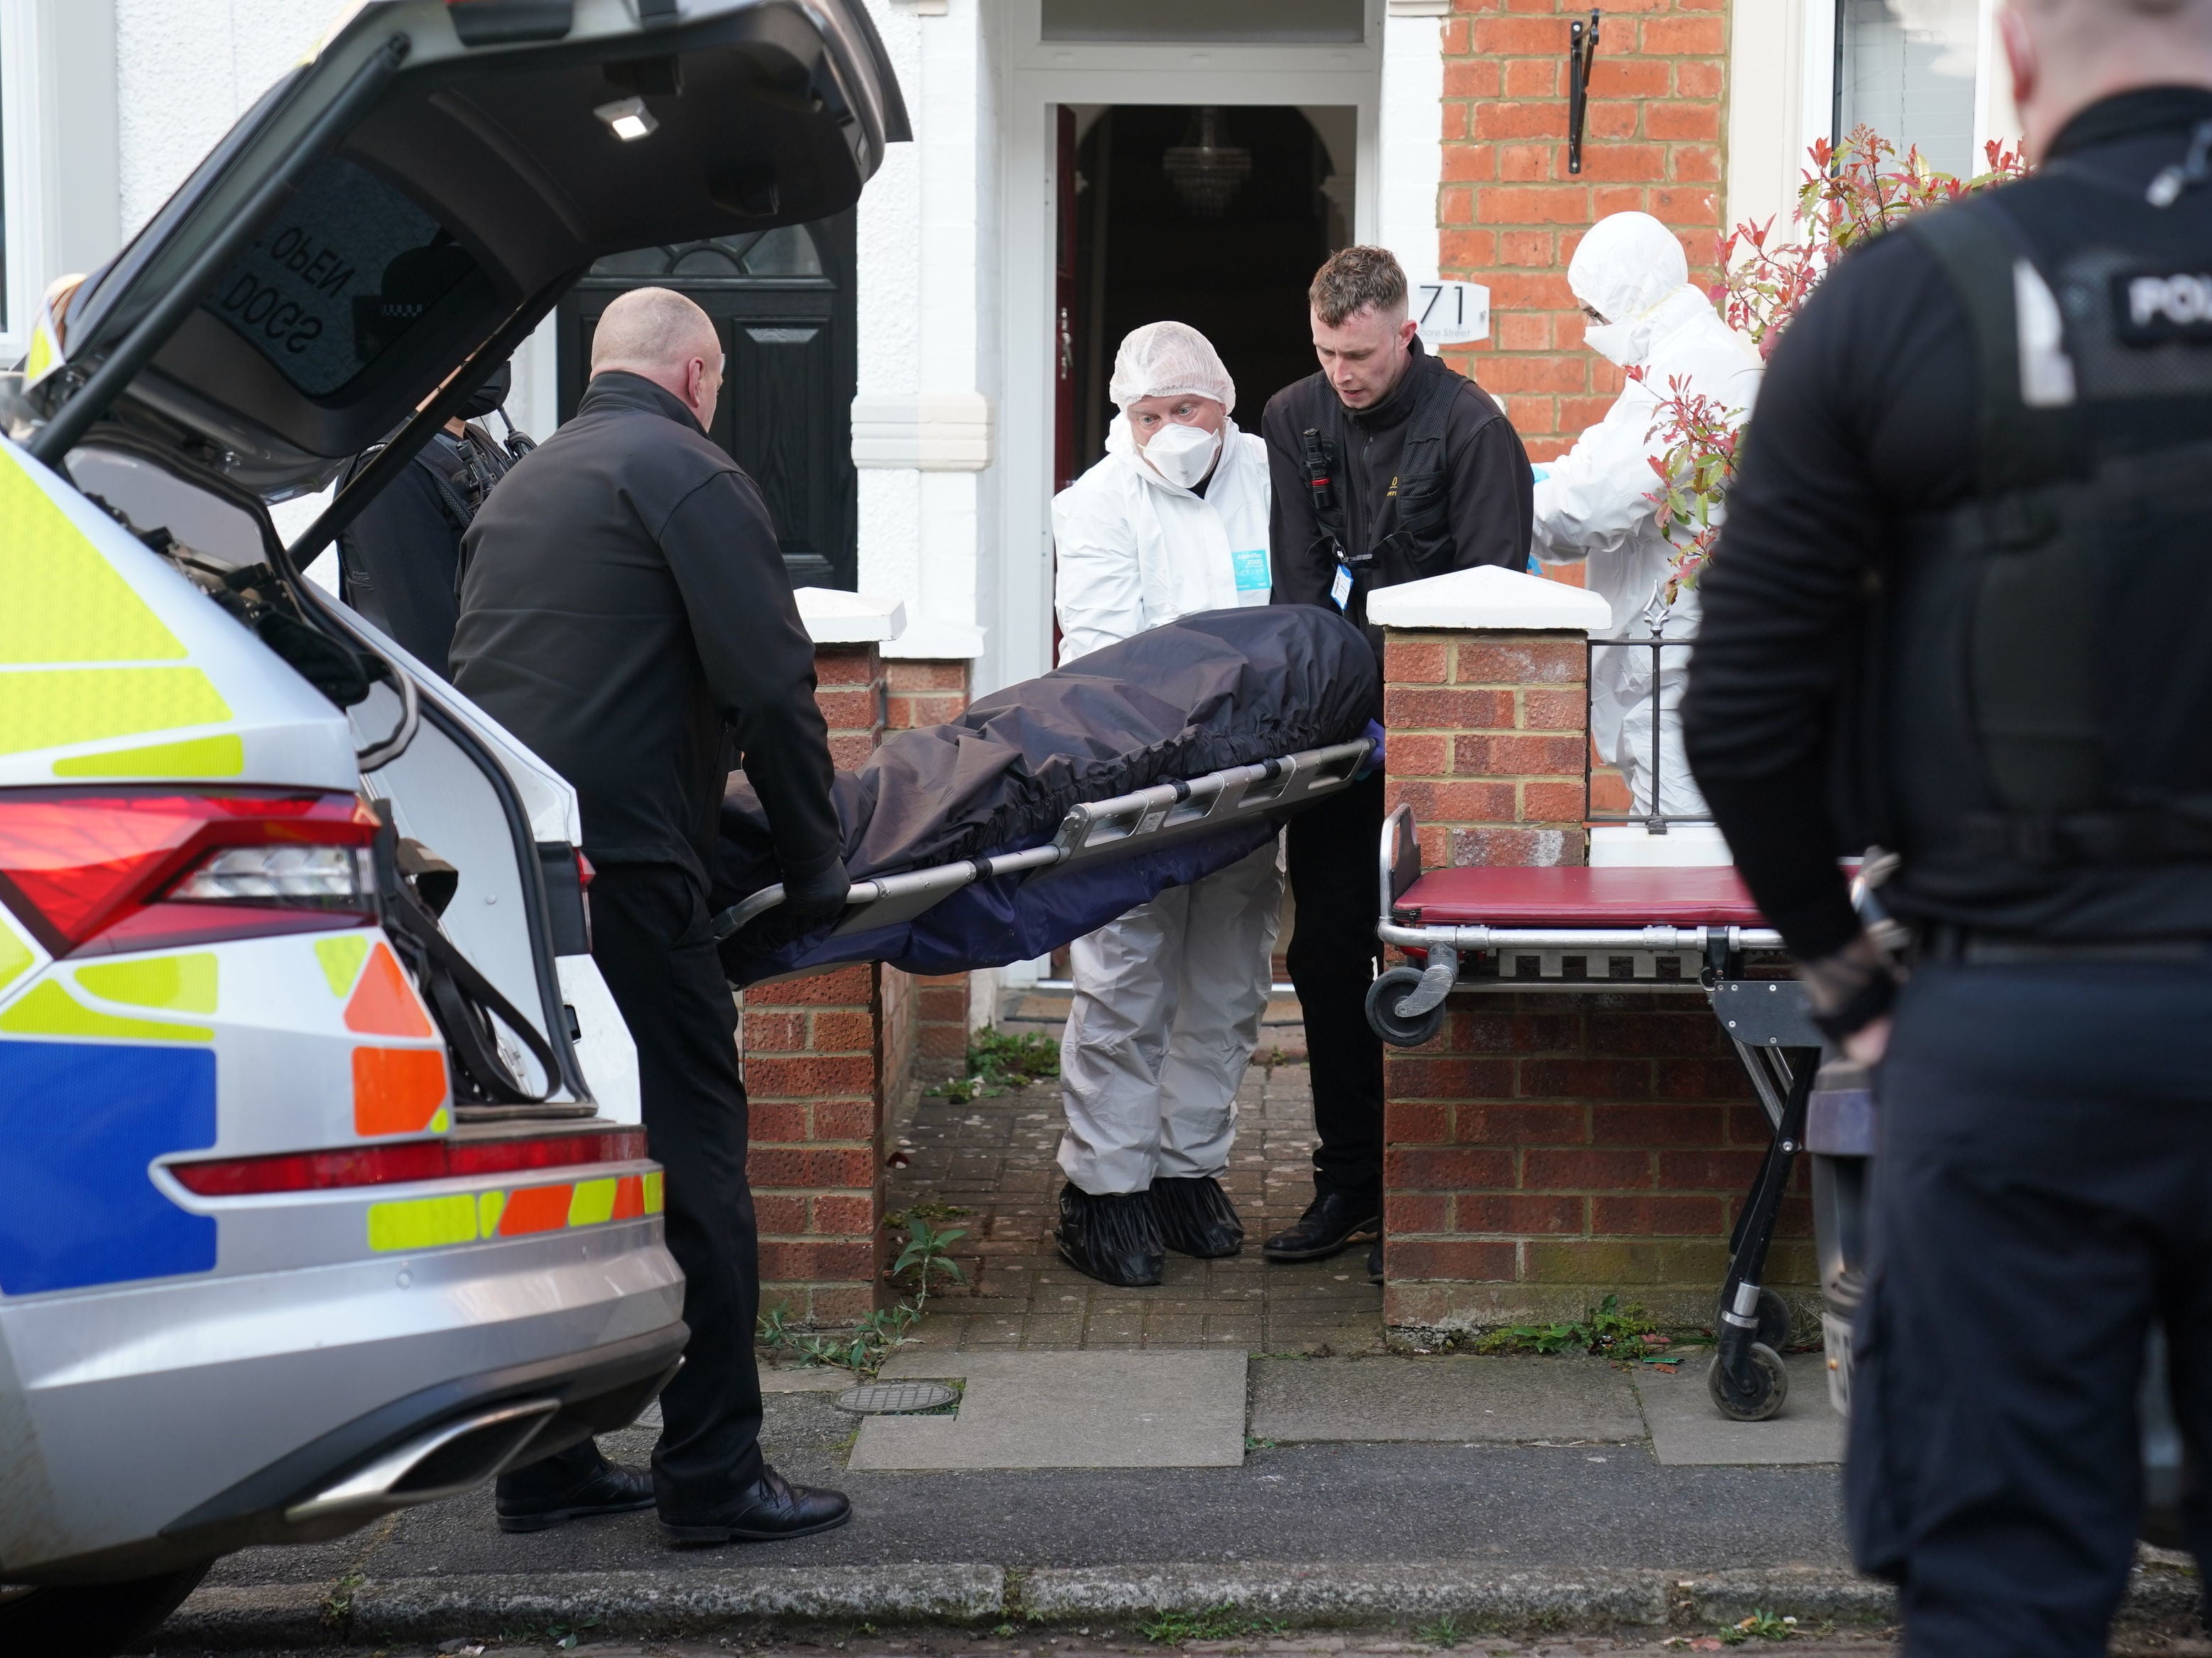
top-left (1062, 104), bottom-right (1352, 482)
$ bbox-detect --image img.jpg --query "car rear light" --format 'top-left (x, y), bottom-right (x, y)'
top-left (171, 844), bottom-right (372, 904)
top-left (168, 1129), bottom-right (649, 1197)
top-left (0, 789), bottom-right (376, 956)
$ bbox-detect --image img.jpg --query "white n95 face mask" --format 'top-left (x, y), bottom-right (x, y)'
top-left (1581, 317), bottom-right (1647, 368)
top-left (1143, 421), bottom-right (1221, 490)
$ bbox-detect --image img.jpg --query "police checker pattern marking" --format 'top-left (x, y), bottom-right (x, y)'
top-left (366, 1171), bottom-right (664, 1253)
top-left (314, 936), bottom-right (451, 1137)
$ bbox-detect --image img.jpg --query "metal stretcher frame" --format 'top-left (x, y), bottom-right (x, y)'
top-left (713, 737), bottom-right (1375, 942)
top-left (1367, 804), bottom-right (1827, 1422)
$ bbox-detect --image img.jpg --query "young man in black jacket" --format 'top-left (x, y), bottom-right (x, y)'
top-left (1263, 248), bottom-right (1533, 1280)
top-left (451, 285), bottom-right (852, 1544)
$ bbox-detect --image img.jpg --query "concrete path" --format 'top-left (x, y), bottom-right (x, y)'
top-left (1634, 1353), bottom-right (1844, 1467)
top-left (856, 1351), bottom-right (1247, 1469)
top-left (1251, 1354), bottom-right (1645, 1446)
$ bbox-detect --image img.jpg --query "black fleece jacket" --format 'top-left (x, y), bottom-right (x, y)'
top-left (1264, 341), bottom-right (1532, 681)
top-left (450, 372), bottom-right (840, 890)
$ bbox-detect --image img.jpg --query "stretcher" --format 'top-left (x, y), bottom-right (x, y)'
top-left (1367, 804), bottom-right (1824, 1422)
top-left (714, 738), bottom-right (1373, 970)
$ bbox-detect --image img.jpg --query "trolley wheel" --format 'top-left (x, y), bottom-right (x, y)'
top-left (1715, 1286), bottom-right (1794, 1352)
top-left (1707, 1341), bottom-right (1790, 1422)
top-left (1366, 967), bottom-right (1445, 1047)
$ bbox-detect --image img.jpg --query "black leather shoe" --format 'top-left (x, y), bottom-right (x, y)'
top-left (660, 1465), bottom-right (851, 1545)
top-left (1151, 1174), bottom-right (1243, 1258)
top-left (1368, 1236), bottom-right (1385, 1285)
top-left (1055, 1182), bottom-right (1165, 1286)
top-left (1262, 1190), bottom-right (1382, 1263)
top-left (495, 1460), bottom-right (655, 1533)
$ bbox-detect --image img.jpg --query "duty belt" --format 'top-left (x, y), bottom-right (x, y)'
top-left (1914, 922), bottom-right (2212, 966)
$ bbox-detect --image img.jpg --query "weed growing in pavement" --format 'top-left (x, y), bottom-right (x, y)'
top-left (1138, 1604), bottom-right (1288, 1645)
top-left (932, 1030), bottom-right (1062, 1102)
top-left (1475, 1294), bottom-right (1662, 1362)
top-left (1718, 1609), bottom-right (1799, 1642)
top-left (756, 1215), bottom-right (968, 1375)
top-left (1415, 1613), bottom-right (1464, 1648)
top-left (1244, 1434), bottom-right (1277, 1451)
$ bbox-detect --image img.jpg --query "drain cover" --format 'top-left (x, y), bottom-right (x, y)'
top-left (834, 1380), bottom-right (958, 1415)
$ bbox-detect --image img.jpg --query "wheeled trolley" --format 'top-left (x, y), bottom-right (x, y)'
top-left (1366, 804), bottom-right (1826, 1421)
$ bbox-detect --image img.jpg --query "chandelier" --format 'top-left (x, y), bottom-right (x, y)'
top-left (1163, 107), bottom-right (1251, 219)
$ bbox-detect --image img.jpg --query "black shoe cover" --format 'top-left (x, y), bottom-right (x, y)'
top-left (1151, 1174), bottom-right (1244, 1258)
top-left (1056, 1182), bottom-right (1165, 1287)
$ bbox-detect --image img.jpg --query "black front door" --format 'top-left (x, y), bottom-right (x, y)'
top-left (557, 214), bottom-right (858, 590)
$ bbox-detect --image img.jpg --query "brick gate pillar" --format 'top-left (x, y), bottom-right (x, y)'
top-left (746, 592), bottom-right (903, 1327)
top-left (1368, 567), bottom-right (1798, 1340)
top-left (883, 650), bottom-right (980, 1082)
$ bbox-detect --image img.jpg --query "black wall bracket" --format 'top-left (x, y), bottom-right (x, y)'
top-left (1567, 10), bottom-right (1601, 175)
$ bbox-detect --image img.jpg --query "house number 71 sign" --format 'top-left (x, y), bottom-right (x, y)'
top-left (1414, 280), bottom-right (1490, 347)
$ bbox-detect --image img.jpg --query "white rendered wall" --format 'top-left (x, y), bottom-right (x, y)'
top-left (115, 0), bottom-right (327, 237)
top-left (854, 0), bottom-right (992, 665)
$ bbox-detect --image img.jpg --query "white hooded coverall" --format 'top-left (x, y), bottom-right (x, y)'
top-left (1532, 212), bottom-right (1762, 820)
top-left (1051, 322), bottom-right (1282, 1197)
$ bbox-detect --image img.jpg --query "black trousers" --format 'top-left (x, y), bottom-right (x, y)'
top-left (1847, 956), bottom-right (2212, 1656)
top-left (496, 861), bottom-right (765, 1511)
top-left (1283, 769), bottom-right (1386, 1209)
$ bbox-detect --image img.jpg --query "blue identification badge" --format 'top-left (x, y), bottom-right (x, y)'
top-left (1330, 562), bottom-right (1353, 611)
top-left (1232, 546), bottom-right (1271, 594)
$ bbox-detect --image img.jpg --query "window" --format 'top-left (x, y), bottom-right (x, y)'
top-left (1041, 0), bottom-right (1364, 45)
top-left (201, 155), bottom-right (489, 398)
top-left (1835, 0), bottom-right (1983, 176)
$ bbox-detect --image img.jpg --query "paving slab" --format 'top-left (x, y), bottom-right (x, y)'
top-left (1633, 1352), bottom-right (1843, 1466)
top-left (855, 1350), bottom-right (1247, 1469)
top-left (1249, 1354), bottom-right (1643, 1445)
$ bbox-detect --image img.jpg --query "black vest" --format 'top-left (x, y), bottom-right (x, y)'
top-left (1302, 354), bottom-right (1463, 573)
top-left (1871, 161), bottom-right (2212, 934)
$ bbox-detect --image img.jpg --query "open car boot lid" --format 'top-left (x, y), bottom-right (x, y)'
top-left (21, 0), bottom-right (907, 503)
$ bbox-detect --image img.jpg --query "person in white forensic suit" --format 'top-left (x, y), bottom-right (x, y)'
top-left (1532, 211), bottom-right (1762, 822)
top-left (1048, 320), bottom-right (1283, 1289)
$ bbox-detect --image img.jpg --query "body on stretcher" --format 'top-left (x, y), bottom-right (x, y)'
top-left (1366, 803), bottom-right (1824, 1423)
top-left (713, 737), bottom-right (1373, 949)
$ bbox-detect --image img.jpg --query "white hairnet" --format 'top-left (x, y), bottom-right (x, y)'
top-left (1568, 212), bottom-right (1689, 327)
top-left (1108, 320), bottom-right (1236, 413)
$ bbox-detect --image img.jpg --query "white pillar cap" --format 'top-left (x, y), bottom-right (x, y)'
top-left (1366, 565), bottom-right (1613, 634)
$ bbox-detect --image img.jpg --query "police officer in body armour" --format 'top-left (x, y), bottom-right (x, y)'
top-left (335, 358), bottom-right (530, 678)
top-left (1263, 248), bottom-right (1533, 1282)
top-left (1684, 2), bottom-right (2212, 1650)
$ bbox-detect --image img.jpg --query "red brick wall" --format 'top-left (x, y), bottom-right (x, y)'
top-left (750, 642), bottom-right (890, 1326)
top-left (1382, 630), bottom-right (1589, 871)
top-left (1384, 994), bottom-right (1811, 1334)
top-left (885, 660), bottom-right (976, 1081)
top-left (746, 962), bottom-right (887, 1326)
top-left (1378, 622), bottom-right (1811, 1336)
top-left (1438, 0), bottom-right (1728, 458)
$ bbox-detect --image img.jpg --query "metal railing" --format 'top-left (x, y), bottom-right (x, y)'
top-left (1584, 631), bottom-right (1711, 835)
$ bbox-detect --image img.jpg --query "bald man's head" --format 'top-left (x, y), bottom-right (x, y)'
top-left (2003, 0), bottom-right (2212, 157)
top-left (591, 285), bottom-right (725, 426)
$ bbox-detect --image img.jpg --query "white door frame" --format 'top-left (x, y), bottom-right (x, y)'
top-left (984, 0), bottom-right (1387, 697)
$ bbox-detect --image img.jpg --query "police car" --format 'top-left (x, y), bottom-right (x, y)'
top-left (0, 3), bottom-right (905, 1652)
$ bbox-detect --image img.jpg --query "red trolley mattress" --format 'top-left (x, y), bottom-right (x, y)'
top-left (1395, 864), bottom-right (1769, 929)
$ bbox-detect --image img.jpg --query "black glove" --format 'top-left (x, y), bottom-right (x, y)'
top-left (780, 856), bottom-right (852, 925)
